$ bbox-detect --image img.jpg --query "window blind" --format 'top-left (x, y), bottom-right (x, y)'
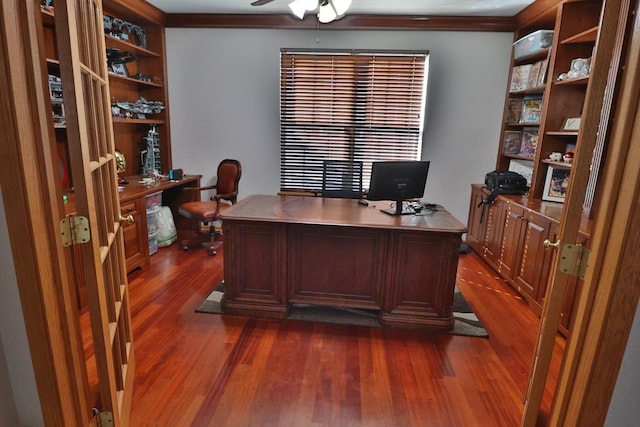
top-left (280, 49), bottom-right (429, 193)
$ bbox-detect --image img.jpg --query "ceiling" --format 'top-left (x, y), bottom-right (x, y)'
top-left (146, 0), bottom-right (535, 17)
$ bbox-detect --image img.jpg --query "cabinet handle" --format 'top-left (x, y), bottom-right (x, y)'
top-left (119, 214), bottom-right (134, 225)
top-left (543, 239), bottom-right (560, 250)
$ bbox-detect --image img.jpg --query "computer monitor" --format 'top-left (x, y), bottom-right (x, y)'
top-left (366, 160), bottom-right (430, 215)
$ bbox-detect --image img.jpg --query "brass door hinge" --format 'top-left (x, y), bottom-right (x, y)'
top-left (60, 216), bottom-right (90, 247)
top-left (558, 243), bottom-right (591, 280)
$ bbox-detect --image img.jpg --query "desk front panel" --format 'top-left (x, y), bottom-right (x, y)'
top-left (288, 224), bottom-right (386, 309)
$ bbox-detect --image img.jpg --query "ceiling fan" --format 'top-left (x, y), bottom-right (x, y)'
top-left (251, 0), bottom-right (352, 23)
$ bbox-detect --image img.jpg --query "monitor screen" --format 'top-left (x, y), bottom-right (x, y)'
top-left (367, 160), bottom-right (430, 215)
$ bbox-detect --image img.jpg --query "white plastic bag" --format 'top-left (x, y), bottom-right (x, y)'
top-left (157, 206), bottom-right (177, 247)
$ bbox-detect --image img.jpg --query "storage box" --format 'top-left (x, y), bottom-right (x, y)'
top-left (513, 30), bottom-right (554, 60)
top-left (145, 191), bottom-right (162, 209)
top-left (148, 230), bottom-right (159, 255)
top-left (146, 205), bottom-right (161, 234)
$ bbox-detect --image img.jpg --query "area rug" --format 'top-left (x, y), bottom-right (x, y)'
top-left (196, 282), bottom-right (488, 337)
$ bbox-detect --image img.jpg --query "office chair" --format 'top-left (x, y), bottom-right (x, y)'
top-left (321, 160), bottom-right (364, 199)
top-left (178, 159), bottom-right (242, 255)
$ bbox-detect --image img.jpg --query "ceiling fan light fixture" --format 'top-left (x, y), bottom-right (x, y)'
top-left (288, 0), bottom-right (307, 19)
top-left (317, 0), bottom-right (337, 23)
top-left (332, 0), bottom-right (351, 16)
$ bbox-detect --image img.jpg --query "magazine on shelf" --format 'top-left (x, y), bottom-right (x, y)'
top-left (506, 98), bottom-right (523, 123)
top-left (520, 96), bottom-right (543, 123)
top-left (519, 127), bottom-right (539, 157)
top-left (527, 61), bottom-right (542, 89)
top-left (510, 64), bottom-right (532, 92)
top-left (503, 131), bottom-right (522, 155)
top-left (537, 58), bottom-right (550, 86)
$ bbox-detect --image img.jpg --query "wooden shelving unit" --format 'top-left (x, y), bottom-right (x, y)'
top-left (40, 1), bottom-right (173, 185)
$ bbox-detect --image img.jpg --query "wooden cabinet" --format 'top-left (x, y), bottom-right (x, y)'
top-left (120, 198), bottom-right (148, 272)
top-left (512, 209), bottom-right (555, 312)
top-left (467, 185), bottom-right (586, 335)
top-left (466, 186), bottom-right (505, 271)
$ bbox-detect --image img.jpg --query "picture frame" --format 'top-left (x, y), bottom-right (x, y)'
top-left (543, 166), bottom-right (571, 202)
top-left (110, 62), bottom-right (129, 77)
top-left (562, 117), bottom-right (581, 131)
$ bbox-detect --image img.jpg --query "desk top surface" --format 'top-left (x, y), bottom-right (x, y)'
top-left (118, 175), bottom-right (200, 202)
top-left (221, 195), bottom-right (467, 233)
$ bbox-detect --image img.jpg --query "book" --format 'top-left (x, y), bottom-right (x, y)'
top-left (503, 131), bottom-right (522, 155)
top-left (505, 98), bottom-right (523, 123)
top-left (510, 64), bottom-right (532, 92)
top-left (537, 58), bottom-right (549, 86)
top-left (520, 96), bottom-right (543, 123)
top-left (519, 127), bottom-right (539, 157)
top-left (527, 61), bottom-right (542, 89)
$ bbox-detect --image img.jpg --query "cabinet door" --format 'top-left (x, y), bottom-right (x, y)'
top-left (466, 186), bottom-right (487, 250)
top-left (121, 198), bottom-right (147, 272)
top-left (498, 203), bottom-right (526, 279)
top-left (483, 197), bottom-right (506, 269)
top-left (514, 210), bottom-right (553, 304)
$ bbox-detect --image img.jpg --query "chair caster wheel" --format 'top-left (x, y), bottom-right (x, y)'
top-left (182, 246), bottom-right (189, 251)
top-left (209, 249), bottom-right (217, 256)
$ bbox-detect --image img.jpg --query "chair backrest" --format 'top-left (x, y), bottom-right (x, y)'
top-left (216, 159), bottom-right (242, 204)
top-left (321, 160), bottom-right (363, 199)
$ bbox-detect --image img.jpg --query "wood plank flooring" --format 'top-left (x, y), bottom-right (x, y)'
top-left (124, 244), bottom-right (564, 426)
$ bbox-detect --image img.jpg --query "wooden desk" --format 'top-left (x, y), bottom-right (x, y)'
top-left (221, 195), bottom-right (467, 331)
top-left (64, 174), bottom-right (201, 273)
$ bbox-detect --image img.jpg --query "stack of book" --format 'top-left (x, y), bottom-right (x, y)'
top-left (509, 58), bottom-right (549, 92)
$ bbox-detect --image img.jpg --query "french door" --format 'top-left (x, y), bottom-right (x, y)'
top-left (55, 0), bottom-right (135, 424)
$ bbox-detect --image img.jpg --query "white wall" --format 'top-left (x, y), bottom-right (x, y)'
top-left (165, 28), bottom-right (513, 225)
top-left (0, 191), bottom-right (43, 427)
top-left (606, 302), bottom-right (640, 426)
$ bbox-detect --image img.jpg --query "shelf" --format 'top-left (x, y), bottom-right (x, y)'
top-left (561, 26), bottom-right (598, 44)
top-left (105, 34), bottom-right (160, 58)
top-left (514, 47), bottom-right (551, 65)
top-left (546, 131), bottom-right (579, 137)
top-left (112, 118), bottom-right (165, 125)
top-left (40, 7), bottom-right (55, 26)
top-left (503, 153), bottom-right (535, 161)
top-left (54, 124), bottom-right (66, 129)
top-left (509, 85), bottom-right (546, 96)
top-left (108, 72), bottom-right (163, 88)
top-left (542, 159), bottom-right (572, 168)
top-left (512, 122), bottom-right (541, 127)
top-left (553, 76), bottom-right (590, 86)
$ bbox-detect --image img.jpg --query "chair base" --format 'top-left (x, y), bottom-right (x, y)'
top-left (181, 239), bottom-right (220, 256)
top-left (180, 228), bottom-right (222, 256)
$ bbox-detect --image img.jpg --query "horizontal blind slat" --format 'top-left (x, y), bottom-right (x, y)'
top-left (281, 50), bottom-right (428, 192)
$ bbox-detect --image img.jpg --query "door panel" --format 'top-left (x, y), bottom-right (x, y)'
top-left (55, 0), bottom-right (134, 424)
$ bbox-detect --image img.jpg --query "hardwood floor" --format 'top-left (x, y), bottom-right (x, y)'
top-left (125, 244), bottom-right (564, 426)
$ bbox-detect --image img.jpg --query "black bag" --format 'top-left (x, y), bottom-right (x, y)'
top-left (478, 170), bottom-right (528, 207)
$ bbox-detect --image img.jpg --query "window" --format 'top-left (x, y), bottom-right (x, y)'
top-left (280, 49), bottom-right (429, 193)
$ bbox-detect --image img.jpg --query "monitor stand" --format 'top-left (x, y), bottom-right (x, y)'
top-left (380, 200), bottom-right (413, 216)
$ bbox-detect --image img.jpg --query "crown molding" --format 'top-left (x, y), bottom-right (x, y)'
top-left (165, 13), bottom-right (516, 32)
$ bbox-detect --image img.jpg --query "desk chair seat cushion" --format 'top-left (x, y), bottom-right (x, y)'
top-left (179, 200), bottom-right (231, 221)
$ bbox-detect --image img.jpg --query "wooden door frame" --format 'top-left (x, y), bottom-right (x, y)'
top-left (549, 2), bottom-right (640, 424)
top-left (0, 1), bottom-right (91, 426)
top-left (1, 0), bottom-right (639, 425)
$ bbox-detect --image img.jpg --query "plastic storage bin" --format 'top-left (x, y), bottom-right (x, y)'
top-left (148, 230), bottom-right (159, 256)
top-left (513, 30), bottom-right (554, 60)
top-left (146, 205), bottom-right (161, 235)
top-left (146, 191), bottom-right (162, 209)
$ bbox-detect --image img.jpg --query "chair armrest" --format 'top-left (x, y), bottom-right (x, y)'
top-left (182, 184), bottom-right (218, 193)
top-left (212, 191), bottom-right (238, 203)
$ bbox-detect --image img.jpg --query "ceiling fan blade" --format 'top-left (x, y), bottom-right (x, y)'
top-left (251, 0), bottom-right (275, 6)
